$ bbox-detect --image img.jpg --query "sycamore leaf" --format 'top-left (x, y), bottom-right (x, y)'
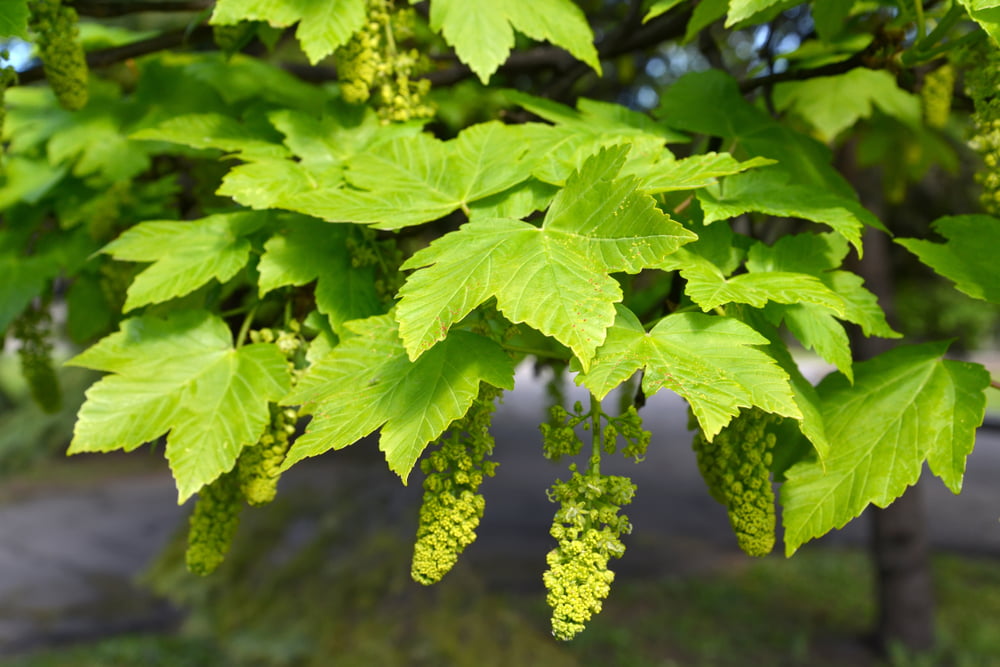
top-left (280, 122), bottom-right (532, 229)
top-left (659, 70), bottom-right (855, 196)
top-left (780, 304), bottom-right (854, 381)
top-left (897, 215), bottom-right (1000, 304)
top-left (280, 314), bottom-right (515, 482)
top-left (219, 159), bottom-right (337, 209)
top-left (211, 0), bottom-right (367, 64)
top-left (575, 306), bottom-right (801, 439)
top-left (727, 0), bottom-right (785, 26)
top-left (131, 113), bottom-right (288, 160)
top-left (429, 0), bottom-right (600, 83)
top-left (257, 216), bottom-right (382, 333)
top-left (774, 69), bottom-right (921, 142)
top-left (747, 233), bottom-right (899, 339)
top-left (697, 168), bottom-right (885, 253)
top-left (0, 252), bottom-right (60, 332)
top-left (102, 211), bottom-right (268, 312)
top-left (396, 145), bottom-right (697, 367)
top-left (67, 311), bottom-right (290, 503)
top-left (644, 0), bottom-right (685, 22)
top-left (635, 153), bottom-right (775, 194)
top-left (780, 342), bottom-right (990, 555)
top-left (0, 0), bottom-right (29, 38)
top-left (956, 0), bottom-right (1000, 46)
top-left (661, 249), bottom-right (847, 314)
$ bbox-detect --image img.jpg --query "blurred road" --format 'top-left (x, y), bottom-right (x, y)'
top-left (1, 363), bottom-right (999, 655)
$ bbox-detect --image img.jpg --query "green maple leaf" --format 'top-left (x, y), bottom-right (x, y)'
top-left (780, 342), bottom-right (990, 555)
top-left (102, 211), bottom-right (268, 312)
top-left (280, 122), bottom-right (533, 229)
top-left (744, 233), bottom-right (899, 380)
top-left (131, 113), bottom-right (288, 160)
top-left (575, 306), bottom-right (801, 440)
top-left (0, 0), bottom-right (29, 38)
top-left (956, 0), bottom-right (1000, 46)
top-left (659, 70), bottom-right (855, 196)
top-left (774, 69), bottom-right (921, 142)
top-left (211, 0), bottom-right (366, 64)
top-left (697, 168), bottom-right (885, 253)
top-left (257, 216), bottom-right (382, 333)
top-left (429, 0), bottom-right (600, 83)
top-left (67, 311), bottom-right (291, 503)
top-left (897, 215), bottom-right (1000, 304)
top-left (396, 145), bottom-right (697, 367)
top-left (280, 314), bottom-right (515, 482)
top-left (634, 153), bottom-right (775, 194)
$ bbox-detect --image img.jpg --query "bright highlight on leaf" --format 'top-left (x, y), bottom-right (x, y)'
top-left (396, 145), bottom-right (697, 367)
top-left (67, 311), bottom-right (291, 503)
top-left (211, 0), bottom-right (367, 64)
top-left (280, 313), bottom-right (515, 483)
top-left (780, 342), bottom-right (990, 555)
top-left (429, 0), bottom-right (600, 82)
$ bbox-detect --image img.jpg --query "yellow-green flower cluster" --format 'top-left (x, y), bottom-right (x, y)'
top-left (238, 403), bottom-right (297, 506)
top-left (691, 407), bottom-right (778, 557)
top-left (335, 0), bottom-right (434, 123)
top-left (236, 327), bottom-right (303, 506)
top-left (921, 63), bottom-right (954, 130)
top-left (963, 43), bottom-right (1000, 215)
top-left (28, 0), bottom-right (89, 111)
top-left (543, 466), bottom-right (635, 640)
top-left (185, 471), bottom-right (243, 576)
top-left (12, 301), bottom-right (61, 414)
top-left (411, 386), bottom-right (501, 585)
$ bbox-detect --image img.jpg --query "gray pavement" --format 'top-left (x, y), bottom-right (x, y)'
top-left (2, 364), bottom-right (999, 656)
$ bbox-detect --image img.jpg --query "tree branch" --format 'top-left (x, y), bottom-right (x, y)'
top-left (68, 0), bottom-right (212, 17)
top-left (738, 52), bottom-right (870, 93)
top-left (18, 25), bottom-right (214, 84)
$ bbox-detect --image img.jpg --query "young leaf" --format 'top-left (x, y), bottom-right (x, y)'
top-left (257, 216), bottom-right (382, 333)
top-left (280, 314), bottom-right (515, 482)
top-left (102, 211), bottom-right (269, 311)
top-left (780, 342), bottom-right (990, 555)
top-left (67, 311), bottom-right (291, 503)
top-left (575, 306), bottom-right (801, 439)
top-left (955, 0), bottom-right (1000, 46)
top-left (281, 122), bottom-right (533, 229)
top-left (396, 145), bottom-right (697, 366)
top-left (131, 113), bottom-right (289, 160)
top-left (774, 69), bottom-right (921, 142)
top-left (659, 70), bottom-right (855, 196)
top-left (429, 0), bottom-right (600, 83)
top-left (897, 215), bottom-right (1000, 304)
top-left (211, 0), bottom-right (367, 64)
top-left (697, 169), bottom-right (885, 253)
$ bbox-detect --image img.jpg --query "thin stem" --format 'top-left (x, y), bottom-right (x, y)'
top-left (589, 393), bottom-right (602, 474)
top-left (235, 305), bottom-right (259, 348)
top-left (914, 0), bottom-right (927, 42)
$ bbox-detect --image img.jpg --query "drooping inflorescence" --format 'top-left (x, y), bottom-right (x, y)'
top-left (237, 327), bottom-right (302, 506)
top-left (28, 0), bottom-right (90, 111)
top-left (12, 301), bottom-right (61, 414)
top-left (335, 0), bottom-right (434, 123)
top-left (540, 396), bottom-right (648, 640)
top-left (963, 43), bottom-right (1000, 215)
top-left (185, 470), bottom-right (244, 576)
top-left (690, 407), bottom-right (779, 557)
top-left (921, 62), bottom-right (955, 130)
top-left (410, 385), bottom-right (501, 585)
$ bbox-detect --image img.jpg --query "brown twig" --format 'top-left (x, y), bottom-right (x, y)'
top-left (68, 0), bottom-right (212, 17)
top-left (19, 25), bottom-right (214, 84)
